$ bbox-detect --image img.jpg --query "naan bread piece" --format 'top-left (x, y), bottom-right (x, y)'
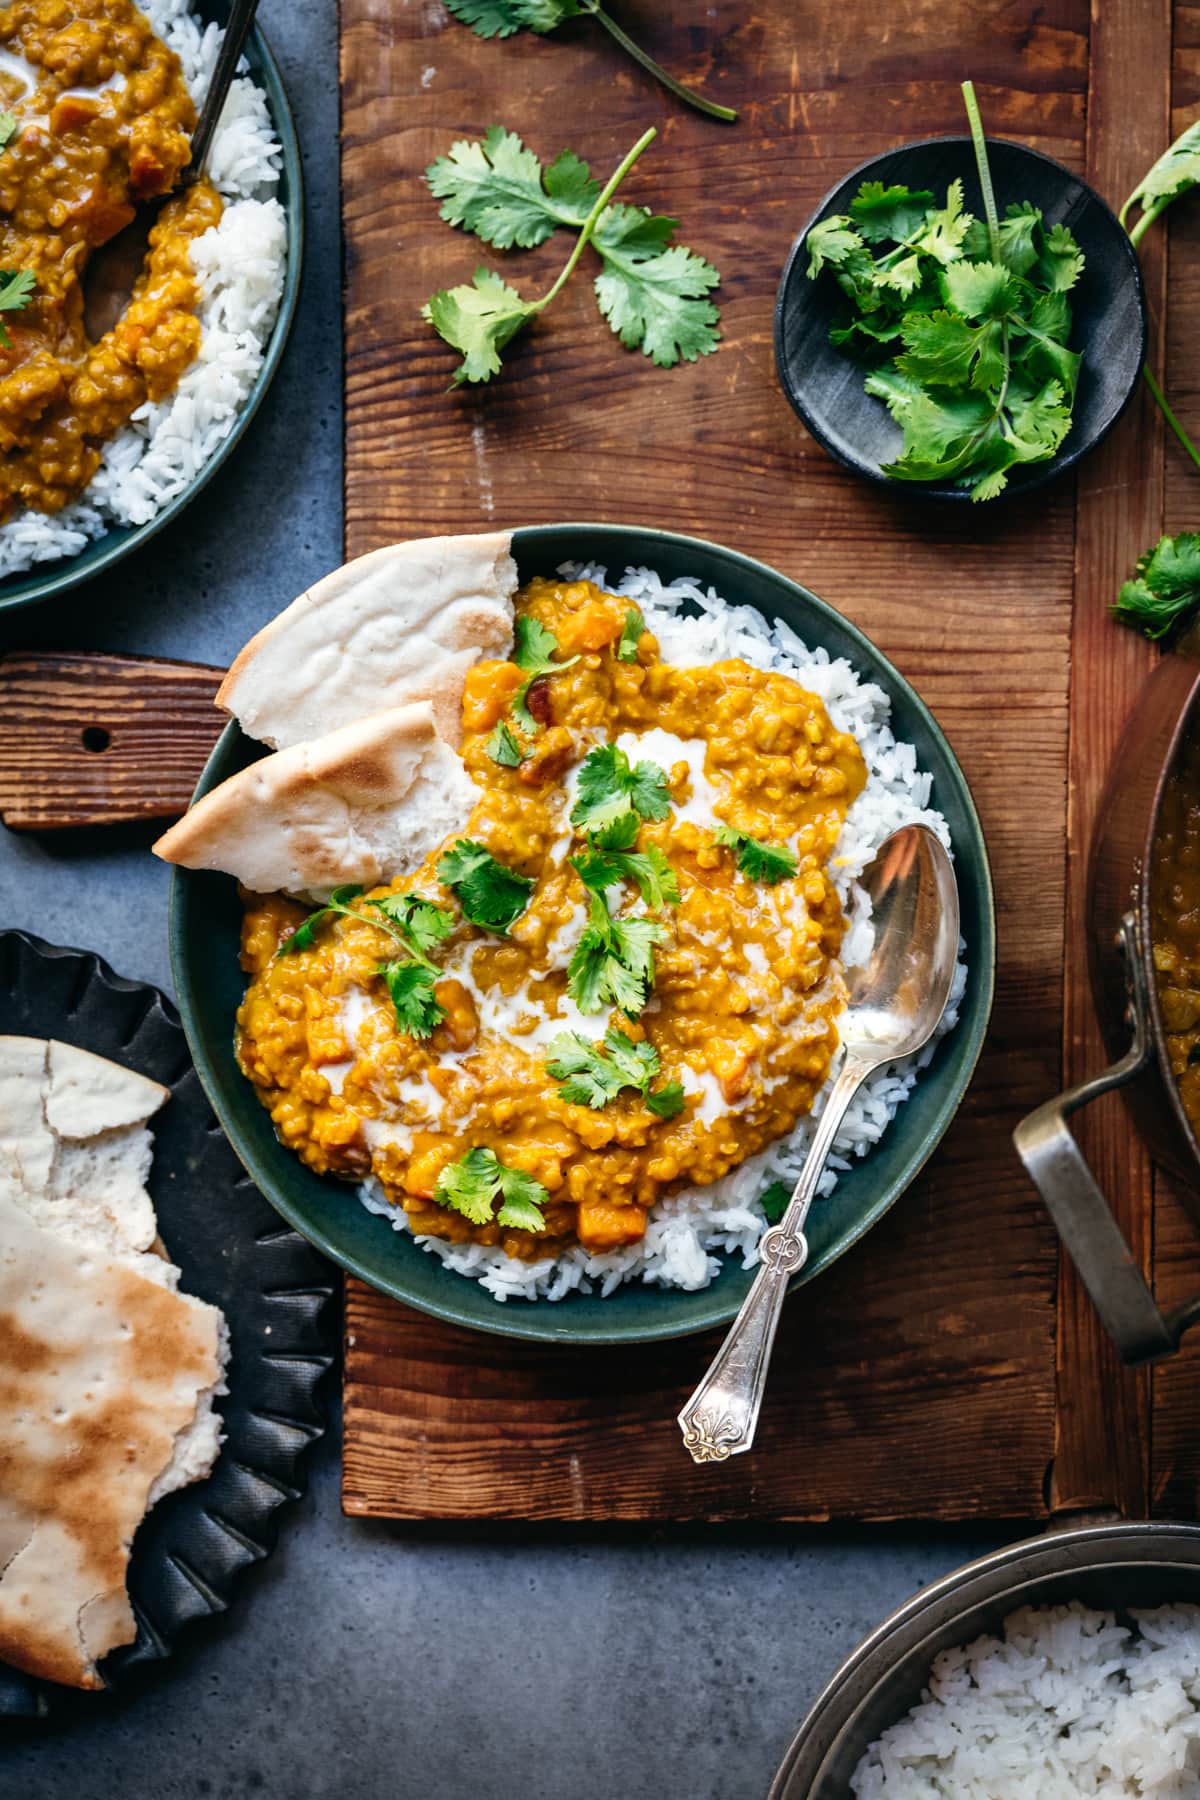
top-left (0, 1186), bottom-right (225, 1690)
top-left (0, 1037), bottom-right (166, 1264)
top-left (152, 701), bottom-right (477, 902)
top-left (217, 530), bottom-right (517, 750)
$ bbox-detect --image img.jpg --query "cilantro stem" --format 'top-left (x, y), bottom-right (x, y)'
top-left (1141, 362), bottom-right (1200, 476)
top-left (536, 126), bottom-right (656, 310)
top-left (961, 80), bottom-right (1001, 262)
top-left (580, 0), bottom-right (736, 123)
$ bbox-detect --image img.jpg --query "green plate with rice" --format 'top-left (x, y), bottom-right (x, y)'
top-left (170, 524), bottom-right (995, 1345)
top-left (0, 0), bottom-right (302, 614)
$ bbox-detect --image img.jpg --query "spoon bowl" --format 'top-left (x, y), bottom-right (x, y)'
top-left (679, 823), bottom-right (961, 1461)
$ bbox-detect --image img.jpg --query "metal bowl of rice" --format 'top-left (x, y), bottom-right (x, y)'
top-left (171, 523), bottom-right (995, 1344)
top-left (770, 1520), bottom-right (1200, 1799)
top-left (0, 0), bottom-right (301, 614)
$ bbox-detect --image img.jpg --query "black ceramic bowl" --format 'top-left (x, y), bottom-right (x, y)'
top-left (775, 137), bottom-right (1147, 502)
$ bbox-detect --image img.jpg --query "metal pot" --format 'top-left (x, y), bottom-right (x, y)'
top-left (769, 1520), bottom-right (1200, 1799)
top-left (1014, 656), bottom-right (1200, 1363)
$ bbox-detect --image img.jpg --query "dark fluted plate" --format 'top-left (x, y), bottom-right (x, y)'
top-left (0, 932), bottom-right (335, 1720)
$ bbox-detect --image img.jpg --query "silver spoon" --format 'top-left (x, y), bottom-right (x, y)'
top-left (678, 823), bottom-right (960, 1464)
top-left (83, 0), bottom-right (260, 341)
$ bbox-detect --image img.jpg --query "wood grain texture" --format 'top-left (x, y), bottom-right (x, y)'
top-left (1050, 0), bottom-right (1174, 1520)
top-left (339, 0), bottom-right (1087, 1521)
top-left (0, 652), bottom-right (224, 830)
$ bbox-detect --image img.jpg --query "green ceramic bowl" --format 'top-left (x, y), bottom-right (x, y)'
top-left (170, 525), bottom-right (995, 1345)
top-left (0, 4), bottom-right (302, 616)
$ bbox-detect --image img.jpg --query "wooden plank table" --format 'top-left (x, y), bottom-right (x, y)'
top-left (333, 0), bottom-right (1200, 1520)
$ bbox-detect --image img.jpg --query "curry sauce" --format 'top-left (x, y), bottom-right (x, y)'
top-left (236, 579), bottom-right (868, 1257)
top-left (1151, 729), bottom-right (1200, 1136)
top-left (0, 0), bottom-right (218, 518)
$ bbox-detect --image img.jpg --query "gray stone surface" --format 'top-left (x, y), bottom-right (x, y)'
top-left (0, 4), bottom-right (1009, 1792)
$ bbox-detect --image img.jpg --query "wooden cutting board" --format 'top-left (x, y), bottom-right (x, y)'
top-left (333, 0), bottom-right (1200, 1521)
top-left (7, 0), bottom-right (1196, 1523)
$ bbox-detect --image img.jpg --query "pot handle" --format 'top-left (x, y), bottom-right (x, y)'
top-left (1013, 912), bottom-right (1200, 1365)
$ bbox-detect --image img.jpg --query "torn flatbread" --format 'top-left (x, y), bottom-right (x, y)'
top-left (152, 701), bottom-right (477, 901)
top-left (0, 1041), bottom-right (228, 1690)
top-left (217, 530), bottom-right (517, 750)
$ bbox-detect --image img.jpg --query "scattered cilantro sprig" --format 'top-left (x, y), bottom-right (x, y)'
top-left (435, 1146), bottom-right (550, 1232)
top-left (486, 720), bottom-right (528, 766)
top-left (276, 885), bottom-right (455, 1040)
top-left (567, 892), bottom-right (666, 1016)
top-left (547, 1026), bottom-right (685, 1117)
top-left (617, 608), bottom-right (644, 662)
top-left (759, 1180), bottom-right (791, 1225)
top-left (437, 838), bottom-right (535, 933)
top-left (511, 614), bottom-right (579, 732)
top-left (0, 115), bottom-right (33, 351)
top-left (1112, 534), bottom-right (1200, 641)
top-left (570, 741), bottom-right (671, 832)
top-left (442, 1), bottom-right (735, 124)
top-left (572, 812), bottom-right (680, 909)
top-left (423, 126), bottom-right (721, 384)
top-left (714, 825), bottom-right (798, 886)
top-left (806, 81), bottom-right (1083, 501)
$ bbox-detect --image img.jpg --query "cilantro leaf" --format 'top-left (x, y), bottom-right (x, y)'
top-left (370, 892), bottom-right (455, 961)
top-left (435, 1145), bottom-right (549, 1231)
top-left (0, 113), bottom-right (17, 154)
top-left (760, 1180), bottom-right (791, 1225)
top-left (421, 267), bottom-right (537, 385)
top-left (848, 182), bottom-right (935, 244)
top-left (567, 893), bottom-right (666, 1016)
top-left (617, 607), bottom-right (644, 662)
top-left (547, 1026), bottom-right (683, 1116)
top-left (379, 959), bottom-right (446, 1039)
top-left (426, 126), bottom-right (599, 250)
top-left (806, 215), bottom-right (867, 279)
top-left (276, 884), bottom-right (365, 956)
top-left (442, 0), bottom-right (538, 37)
top-left (715, 826), bottom-right (798, 886)
top-left (1112, 533), bottom-right (1200, 641)
top-left (508, 614), bottom-right (579, 733)
top-left (570, 742), bottom-right (672, 832)
top-left (437, 838), bottom-right (535, 934)
top-left (572, 839), bottom-right (679, 910)
top-left (0, 265), bottom-right (35, 349)
top-left (487, 720), bottom-right (528, 766)
top-left (593, 204), bottom-right (721, 368)
top-left (1122, 121), bottom-right (1200, 232)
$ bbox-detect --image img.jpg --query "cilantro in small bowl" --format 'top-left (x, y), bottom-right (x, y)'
top-left (774, 90), bottom-right (1146, 503)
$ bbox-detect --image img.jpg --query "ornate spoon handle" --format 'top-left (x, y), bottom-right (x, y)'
top-left (677, 1056), bottom-right (873, 1463)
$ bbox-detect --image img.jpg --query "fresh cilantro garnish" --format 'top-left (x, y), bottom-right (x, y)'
top-left (0, 114), bottom-right (18, 154)
top-left (760, 1180), bottom-right (791, 1225)
top-left (567, 893), bottom-right (665, 1016)
top-left (437, 838), bottom-right (535, 934)
top-left (422, 126), bottom-right (722, 383)
top-left (378, 960), bottom-right (445, 1040)
top-left (714, 826), bottom-right (798, 886)
top-left (441, 1), bottom-right (736, 123)
top-left (277, 885), bottom-right (454, 1040)
top-left (487, 720), bottom-right (528, 766)
top-left (806, 81), bottom-right (1083, 500)
top-left (510, 614), bottom-right (579, 732)
top-left (1112, 534), bottom-right (1200, 641)
top-left (572, 812), bottom-right (679, 909)
top-left (617, 607), bottom-right (644, 662)
top-left (1121, 120), bottom-right (1200, 241)
top-left (547, 1025), bottom-right (686, 1117)
top-left (0, 264), bottom-right (35, 350)
top-left (435, 1145), bottom-right (549, 1232)
top-left (570, 742), bottom-right (671, 833)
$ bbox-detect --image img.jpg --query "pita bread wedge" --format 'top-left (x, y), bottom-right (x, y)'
top-left (152, 700), bottom-right (477, 901)
top-left (217, 530), bottom-right (517, 750)
top-left (0, 1041), bottom-right (228, 1691)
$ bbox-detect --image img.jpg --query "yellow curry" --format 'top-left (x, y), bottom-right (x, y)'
top-left (237, 578), bottom-right (868, 1257)
top-left (1151, 729), bottom-right (1200, 1136)
top-left (0, 0), bottom-right (218, 518)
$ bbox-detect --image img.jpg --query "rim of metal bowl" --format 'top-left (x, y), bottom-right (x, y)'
top-left (170, 523), bottom-right (995, 1345)
top-left (0, 15), bottom-right (304, 615)
top-left (769, 1519), bottom-right (1200, 1798)
top-left (774, 134), bottom-right (1148, 504)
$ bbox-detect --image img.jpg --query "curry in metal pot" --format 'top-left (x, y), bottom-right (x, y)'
top-left (1151, 728), bottom-right (1200, 1138)
top-left (0, 0), bottom-right (218, 518)
top-left (237, 578), bottom-right (867, 1257)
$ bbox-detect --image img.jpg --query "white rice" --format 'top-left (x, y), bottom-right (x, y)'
top-left (0, 0), bottom-right (287, 575)
top-left (852, 1602), bottom-right (1200, 1799)
top-left (360, 564), bottom-right (968, 1304)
